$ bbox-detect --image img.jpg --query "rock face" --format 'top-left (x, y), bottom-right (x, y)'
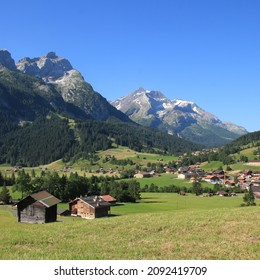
top-left (16, 52), bottom-right (132, 122)
top-left (0, 49), bottom-right (17, 71)
top-left (111, 87), bottom-right (248, 146)
top-left (16, 52), bottom-right (73, 81)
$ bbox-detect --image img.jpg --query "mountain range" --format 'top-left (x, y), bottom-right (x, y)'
top-left (111, 88), bottom-right (247, 147)
top-left (0, 50), bottom-right (202, 166)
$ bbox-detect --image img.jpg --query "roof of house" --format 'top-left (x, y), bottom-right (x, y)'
top-left (204, 175), bottom-right (219, 180)
top-left (226, 180), bottom-right (235, 184)
top-left (17, 191), bottom-right (61, 208)
top-left (100, 195), bottom-right (117, 203)
top-left (70, 196), bottom-right (111, 208)
top-left (217, 190), bottom-right (228, 195)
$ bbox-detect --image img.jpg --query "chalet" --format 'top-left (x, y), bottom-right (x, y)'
top-left (190, 177), bottom-right (197, 183)
top-left (244, 170), bottom-right (253, 176)
top-left (164, 167), bottom-right (176, 174)
top-left (216, 190), bottom-right (228, 197)
top-left (178, 167), bottom-right (189, 173)
top-left (238, 176), bottom-right (246, 183)
top-left (100, 195), bottom-right (117, 205)
top-left (251, 180), bottom-right (260, 187)
top-left (134, 172), bottom-right (152, 179)
top-left (179, 190), bottom-right (186, 196)
top-left (204, 175), bottom-right (220, 184)
top-left (178, 172), bottom-right (196, 180)
top-left (252, 186), bottom-right (260, 199)
top-left (252, 171), bottom-right (260, 176)
top-left (225, 180), bottom-right (236, 188)
top-left (16, 191), bottom-right (61, 224)
top-left (213, 170), bottom-right (225, 175)
top-left (69, 196), bottom-right (111, 219)
top-left (248, 160), bottom-right (260, 166)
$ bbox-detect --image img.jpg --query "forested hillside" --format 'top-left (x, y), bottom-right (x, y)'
top-left (0, 115), bottom-right (202, 167)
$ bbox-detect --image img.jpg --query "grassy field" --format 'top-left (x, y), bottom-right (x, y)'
top-left (130, 174), bottom-right (213, 189)
top-left (1, 193), bottom-right (259, 260)
top-left (0, 147), bottom-right (178, 178)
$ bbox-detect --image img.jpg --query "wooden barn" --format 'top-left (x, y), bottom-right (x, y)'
top-left (69, 196), bottom-right (111, 219)
top-left (16, 191), bottom-right (61, 224)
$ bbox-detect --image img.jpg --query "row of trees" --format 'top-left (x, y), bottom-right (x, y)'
top-left (140, 181), bottom-right (245, 195)
top-left (11, 170), bottom-right (141, 203)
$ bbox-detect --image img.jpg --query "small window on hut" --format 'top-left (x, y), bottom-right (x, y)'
top-left (26, 205), bottom-right (34, 216)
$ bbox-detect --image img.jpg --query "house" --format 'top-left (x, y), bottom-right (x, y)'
top-left (216, 190), bottom-right (228, 197)
top-left (179, 190), bottom-right (186, 196)
top-left (165, 167), bottom-right (176, 174)
top-left (213, 170), bottom-right (225, 175)
top-left (134, 172), bottom-right (152, 179)
top-left (252, 186), bottom-right (260, 199)
top-left (190, 177), bottom-right (200, 183)
top-left (251, 179), bottom-right (260, 187)
top-left (178, 172), bottom-right (196, 180)
top-left (225, 180), bottom-right (235, 188)
top-left (244, 170), bottom-right (252, 176)
top-left (204, 175), bottom-right (220, 184)
top-left (16, 191), bottom-right (61, 224)
top-left (100, 195), bottom-right (117, 205)
top-left (69, 196), bottom-right (111, 219)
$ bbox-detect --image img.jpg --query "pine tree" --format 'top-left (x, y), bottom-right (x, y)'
top-left (0, 185), bottom-right (12, 204)
top-left (243, 186), bottom-right (256, 206)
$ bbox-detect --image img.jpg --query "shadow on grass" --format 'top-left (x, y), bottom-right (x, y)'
top-left (108, 213), bottom-right (122, 218)
top-left (111, 203), bottom-right (125, 207)
top-left (142, 201), bottom-right (164, 204)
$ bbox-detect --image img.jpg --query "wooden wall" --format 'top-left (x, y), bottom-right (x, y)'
top-left (19, 202), bottom-right (46, 224)
top-left (18, 200), bottom-right (58, 223)
top-left (70, 200), bottom-right (110, 219)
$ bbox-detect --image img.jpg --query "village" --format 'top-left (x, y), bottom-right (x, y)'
top-left (5, 160), bottom-right (259, 225)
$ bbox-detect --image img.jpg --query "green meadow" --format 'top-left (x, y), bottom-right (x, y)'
top-left (1, 193), bottom-right (259, 260)
top-left (131, 174), bottom-right (213, 189)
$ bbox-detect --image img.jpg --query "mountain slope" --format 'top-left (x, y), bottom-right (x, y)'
top-left (16, 52), bottom-right (132, 122)
top-left (0, 66), bottom-right (91, 123)
top-left (0, 115), bottom-right (203, 166)
top-left (111, 87), bottom-right (248, 147)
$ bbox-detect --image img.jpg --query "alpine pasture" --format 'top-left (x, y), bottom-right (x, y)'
top-left (1, 193), bottom-right (259, 260)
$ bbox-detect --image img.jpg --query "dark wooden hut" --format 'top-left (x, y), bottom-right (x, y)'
top-left (16, 191), bottom-right (61, 224)
top-left (69, 196), bottom-right (111, 219)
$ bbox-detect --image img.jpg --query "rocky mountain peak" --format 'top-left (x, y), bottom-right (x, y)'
top-left (111, 88), bottom-right (248, 146)
top-left (16, 52), bottom-right (73, 81)
top-left (45, 51), bottom-right (58, 59)
top-left (0, 49), bottom-right (17, 71)
top-left (131, 87), bottom-right (169, 102)
top-left (133, 87), bottom-right (146, 94)
top-left (11, 50), bottom-right (132, 123)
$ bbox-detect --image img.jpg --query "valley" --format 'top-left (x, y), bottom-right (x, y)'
top-left (0, 49), bottom-right (260, 261)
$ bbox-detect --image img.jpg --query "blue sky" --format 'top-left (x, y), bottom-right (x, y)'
top-left (1, 0), bottom-right (259, 132)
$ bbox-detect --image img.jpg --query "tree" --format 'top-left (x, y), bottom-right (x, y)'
top-left (0, 171), bottom-right (4, 186)
top-left (243, 186), bottom-right (256, 206)
top-left (0, 185), bottom-right (12, 204)
top-left (191, 181), bottom-right (203, 196)
top-left (13, 170), bottom-right (32, 198)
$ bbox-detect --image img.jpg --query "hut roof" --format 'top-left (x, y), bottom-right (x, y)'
top-left (70, 196), bottom-right (111, 208)
top-left (17, 191), bottom-right (61, 208)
